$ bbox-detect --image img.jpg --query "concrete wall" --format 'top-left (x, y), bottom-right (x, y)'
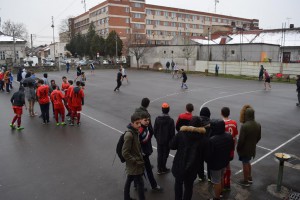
top-left (130, 45), bottom-right (198, 71)
top-left (199, 44), bottom-right (280, 62)
top-left (195, 60), bottom-right (300, 78)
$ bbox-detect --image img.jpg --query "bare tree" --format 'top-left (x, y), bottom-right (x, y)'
top-left (124, 31), bottom-right (152, 68)
top-left (59, 16), bottom-right (73, 34)
top-left (2, 20), bottom-right (28, 41)
top-left (181, 35), bottom-right (195, 71)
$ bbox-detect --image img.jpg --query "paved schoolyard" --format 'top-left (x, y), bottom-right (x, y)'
top-left (0, 68), bottom-right (299, 200)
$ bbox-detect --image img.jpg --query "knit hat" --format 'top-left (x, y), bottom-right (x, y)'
top-left (200, 107), bottom-right (211, 118)
top-left (162, 103), bottom-right (170, 114)
top-left (162, 103), bottom-right (169, 108)
top-left (189, 116), bottom-right (202, 127)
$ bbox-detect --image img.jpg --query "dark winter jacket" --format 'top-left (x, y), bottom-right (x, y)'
top-left (237, 108), bottom-right (261, 158)
top-left (176, 112), bottom-right (192, 131)
top-left (17, 69), bottom-right (23, 82)
top-left (206, 120), bottom-right (234, 170)
top-left (138, 124), bottom-right (153, 156)
top-left (296, 78), bottom-right (300, 93)
top-left (122, 124), bottom-right (145, 175)
top-left (11, 87), bottom-right (26, 107)
top-left (117, 71), bottom-right (122, 82)
top-left (182, 71), bottom-right (187, 81)
top-left (154, 114), bottom-right (175, 145)
top-left (170, 126), bottom-right (206, 179)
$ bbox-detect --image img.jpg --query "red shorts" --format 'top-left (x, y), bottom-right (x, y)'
top-left (13, 106), bottom-right (23, 115)
top-left (71, 106), bottom-right (82, 112)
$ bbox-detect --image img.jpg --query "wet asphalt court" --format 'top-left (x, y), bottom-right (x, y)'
top-left (0, 69), bottom-right (299, 200)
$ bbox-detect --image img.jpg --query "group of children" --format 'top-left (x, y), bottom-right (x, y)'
top-left (9, 71), bottom-right (85, 130)
top-left (122, 98), bottom-right (261, 200)
top-left (0, 68), bottom-right (13, 93)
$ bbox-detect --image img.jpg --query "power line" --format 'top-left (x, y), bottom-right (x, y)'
top-left (35, 0), bottom-right (79, 35)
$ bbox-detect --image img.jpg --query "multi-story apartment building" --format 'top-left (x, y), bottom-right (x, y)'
top-left (69, 0), bottom-right (259, 45)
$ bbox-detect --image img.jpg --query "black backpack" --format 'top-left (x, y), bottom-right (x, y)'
top-left (116, 131), bottom-right (132, 163)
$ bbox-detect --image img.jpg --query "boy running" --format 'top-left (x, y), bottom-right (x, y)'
top-left (69, 81), bottom-right (84, 126)
top-left (221, 107), bottom-right (238, 191)
top-left (181, 69), bottom-right (188, 89)
top-left (114, 68), bottom-right (122, 92)
top-left (50, 85), bottom-right (66, 126)
top-left (10, 86), bottom-right (27, 130)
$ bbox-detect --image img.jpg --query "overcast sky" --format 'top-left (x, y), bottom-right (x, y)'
top-left (0, 0), bottom-right (299, 46)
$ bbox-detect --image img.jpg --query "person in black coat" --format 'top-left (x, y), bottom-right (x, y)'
top-left (154, 102), bottom-right (175, 174)
top-left (205, 120), bottom-right (234, 200)
top-left (114, 68), bottom-right (122, 91)
top-left (170, 116), bottom-right (207, 200)
top-left (296, 75), bottom-right (300, 107)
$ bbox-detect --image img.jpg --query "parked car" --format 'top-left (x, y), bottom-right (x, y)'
top-left (44, 61), bottom-right (55, 66)
top-left (75, 60), bottom-right (87, 66)
top-left (102, 60), bottom-right (109, 64)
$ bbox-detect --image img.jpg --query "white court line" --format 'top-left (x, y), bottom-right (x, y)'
top-left (80, 112), bottom-right (174, 158)
top-left (234, 133), bottom-right (300, 175)
top-left (257, 145), bottom-right (272, 151)
top-left (200, 89), bottom-right (262, 111)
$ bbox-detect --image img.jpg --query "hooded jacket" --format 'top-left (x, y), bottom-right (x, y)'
top-left (154, 114), bottom-right (175, 145)
top-left (206, 120), bottom-right (234, 170)
top-left (11, 87), bottom-right (26, 107)
top-left (122, 124), bottom-right (145, 175)
top-left (237, 107), bottom-right (261, 158)
top-left (170, 125), bottom-right (206, 179)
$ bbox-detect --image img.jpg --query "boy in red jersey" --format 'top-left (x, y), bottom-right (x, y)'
top-left (61, 76), bottom-right (70, 114)
top-left (36, 79), bottom-right (50, 124)
top-left (175, 103), bottom-right (194, 131)
top-left (10, 86), bottom-right (27, 130)
top-left (61, 76), bottom-right (70, 93)
top-left (50, 85), bottom-right (66, 126)
top-left (221, 107), bottom-right (238, 190)
top-left (69, 81), bottom-right (84, 126)
top-left (65, 80), bottom-right (74, 119)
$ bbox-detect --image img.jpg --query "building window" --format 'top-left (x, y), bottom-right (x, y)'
top-left (126, 18), bottom-right (130, 23)
top-left (146, 9), bottom-right (152, 15)
top-left (193, 24), bottom-right (197, 29)
top-left (186, 14), bottom-right (190, 19)
top-left (171, 22), bottom-right (176, 27)
top-left (146, 19), bottom-right (151, 25)
top-left (102, 7), bottom-right (106, 13)
top-left (16, 51), bottom-right (19, 59)
top-left (155, 20), bottom-right (160, 26)
top-left (134, 23), bottom-right (144, 29)
top-left (171, 12), bottom-right (176, 18)
top-left (125, 7), bottom-right (129, 12)
top-left (134, 13), bottom-right (141, 18)
top-left (146, 30), bottom-right (152, 35)
top-left (134, 3), bottom-right (141, 7)
top-left (164, 21), bottom-right (168, 26)
top-left (155, 10), bottom-right (160, 16)
top-left (126, 29), bottom-right (131, 34)
top-left (0, 51), bottom-right (5, 60)
top-left (231, 50), bottom-right (235, 55)
top-left (186, 24), bottom-right (190, 28)
top-left (212, 18), bottom-right (216, 22)
top-left (164, 12), bottom-right (169, 17)
top-left (193, 15), bottom-right (197, 20)
top-left (199, 25), bottom-right (203, 29)
top-left (178, 23), bottom-right (182, 27)
top-left (205, 17), bottom-right (210, 21)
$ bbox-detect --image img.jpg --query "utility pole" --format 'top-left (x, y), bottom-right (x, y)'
top-left (51, 16), bottom-right (55, 61)
top-left (214, 0), bottom-right (219, 13)
top-left (13, 30), bottom-right (16, 64)
top-left (31, 34), bottom-right (33, 55)
top-left (115, 33), bottom-right (118, 63)
top-left (82, 0), bottom-right (86, 12)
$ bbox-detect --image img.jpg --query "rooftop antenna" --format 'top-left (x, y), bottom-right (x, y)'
top-left (81, 0), bottom-right (86, 12)
top-left (215, 0), bottom-right (219, 13)
top-left (286, 17), bottom-right (291, 27)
